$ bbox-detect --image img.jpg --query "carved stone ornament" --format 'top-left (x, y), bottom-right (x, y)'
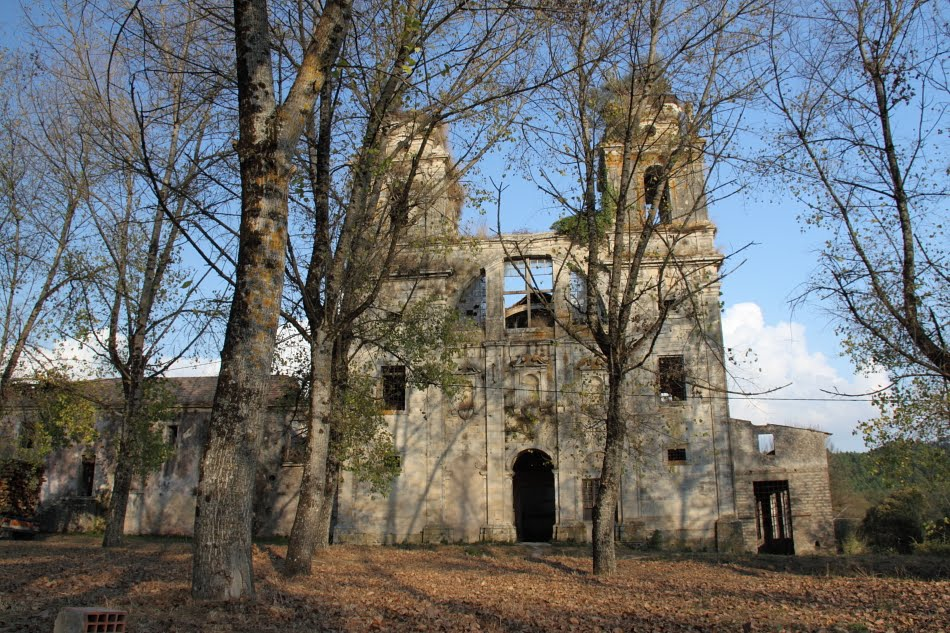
top-left (455, 359), bottom-right (482, 375)
top-left (575, 356), bottom-right (606, 371)
top-left (509, 352), bottom-right (549, 368)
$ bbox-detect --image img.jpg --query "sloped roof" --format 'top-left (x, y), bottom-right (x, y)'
top-left (6, 375), bottom-right (300, 411)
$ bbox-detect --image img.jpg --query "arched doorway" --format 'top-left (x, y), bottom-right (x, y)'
top-left (512, 449), bottom-right (555, 542)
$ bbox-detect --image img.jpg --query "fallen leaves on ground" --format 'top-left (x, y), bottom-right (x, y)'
top-left (0, 536), bottom-right (947, 632)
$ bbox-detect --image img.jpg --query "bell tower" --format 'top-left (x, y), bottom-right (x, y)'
top-left (383, 116), bottom-right (463, 241)
top-left (600, 89), bottom-right (710, 227)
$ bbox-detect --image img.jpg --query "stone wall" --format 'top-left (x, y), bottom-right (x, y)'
top-left (729, 419), bottom-right (835, 554)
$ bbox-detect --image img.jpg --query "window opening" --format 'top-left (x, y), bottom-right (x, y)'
top-left (753, 480), bottom-right (795, 554)
top-left (458, 270), bottom-right (486, 325)
top-left (504, 258), bottom-right (554, 329)
top-left (644, 165), bottom-right (672, 224)
top-left (80, 454), bottom-right (95, 497)
top-left (658, 356), bottom-right (687, 402)
top-left (667, 448), bottom-right (687, 463)
top-left (758, 433), bottom-right (775, 455)
top-left (582, 477), bottom-right (599, 521)
top-left (162, 425), bottom-right (180, 478)
top-left (569, 271), bottom-right (586, 324)
top-left (284, 419), bottom-right (309, 464)
top-left (382, 365), bottom-right (407, 411)
top-left (568, 271), bottom-right (606, 325)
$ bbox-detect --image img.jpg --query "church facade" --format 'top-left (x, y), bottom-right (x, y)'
top-left (16, 97), bottom-right (834, 555)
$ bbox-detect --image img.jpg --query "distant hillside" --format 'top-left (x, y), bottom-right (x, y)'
top-left (828, 442), bottom-right (950, 518)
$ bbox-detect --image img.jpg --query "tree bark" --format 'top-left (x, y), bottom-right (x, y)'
top-left (191, 0), bottom-right (349, 600)
top-left (101, 383), bottom-right (141, 548)
top-left (315, 454), bottom-right (341, 547)
top-left (284, 335), bottom-right (334, 576)
top-left (191, 150), bottom-right (292, 599)
top-left (592, 367), bottom-right (626, 576)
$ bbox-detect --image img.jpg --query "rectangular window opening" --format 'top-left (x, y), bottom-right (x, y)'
top-left (658, 356), bottom-right (687, 402)
top-left (382, 365), bottom-right (407, 411)
top-left (582, 477), bottom-right (599, 521)
top-left (80, 455), bottom-right (95, 497)
top-left (758, 433), bottom-right (775, 455)
top-left (504, 258), bottom-right (554, 329)
top-left (284, 419), bottom-right (309, 464)
top-left (667, 447), bottom-right (687, 463)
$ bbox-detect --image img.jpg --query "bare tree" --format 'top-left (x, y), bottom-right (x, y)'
top-left (29, 0), bottom-right (230, 547)
top-left (760, 0), bottom-right (948, 448)
top-left (191, 0), bottom-right (350, 600)
top-left (0, 55), bottom-right (91, 404)
top-left (277, 0), bottom-right (539, 575)
top-left (524, 0), bottom-right (764, 575)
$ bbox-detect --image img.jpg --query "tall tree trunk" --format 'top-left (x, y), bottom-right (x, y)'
top-left (592, 368), bottom-right (626, 576)
top-left (314, 335), bottom-right (351, 549)
top-left (191, 0), bottom-right (349, 600)
top-left (191, 152), bottom-right (291, 599)
top-left (101, 442), bottom-right (134, 547)
top-left (102, 354), bottom-right (147, 548)
top-left (315, 453), bottom-right (341, 546)
top-left (284, 334), bottom-right (334, 576)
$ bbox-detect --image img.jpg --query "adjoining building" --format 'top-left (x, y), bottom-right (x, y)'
top-left (7, 96), bottom-right (834, 554)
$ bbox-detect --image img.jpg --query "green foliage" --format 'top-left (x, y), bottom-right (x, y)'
top-left (914, 539), bottom-right (950, 557)
top-left (2, 372), bottom-right (97, 466)
top-left (0, 459), bottom-right (44, 515)
top-left (859, 378), bottom-right (948, 457)
top-left (122, 379), bottom-right (177, 477)
top-left (840, 532), bottom-right (868, 556)
top-left (828, 442), bottom-right (950, 519)
top-left (551, 151), bottom-right (615, 242)
top-left (333, 371), bottom-right (400, 494)
top-left (860, 488), bottom-right (925, 554)
top-left (338, 299), bottom-right (471, 493)
top-left (374, 299), bottom-right (471, 396)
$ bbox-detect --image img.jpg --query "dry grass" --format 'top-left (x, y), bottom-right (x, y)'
top-left (1, 536), bottom-right (948, 632)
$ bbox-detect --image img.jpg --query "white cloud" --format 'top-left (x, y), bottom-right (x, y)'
top-left (164, 357), bottom-right (221, 377)
top-left (17, 331), bottom-right (222, 380)
top-left (722, 302), bottom-right (887, 452)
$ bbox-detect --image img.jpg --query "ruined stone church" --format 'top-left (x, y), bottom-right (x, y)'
top-left (21, 95), bottom-right (834, 555)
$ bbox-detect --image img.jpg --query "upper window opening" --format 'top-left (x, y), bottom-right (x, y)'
top-left (758, 433), bottom-right (775, 455)
top-left (568, 271), bottom-right (606, 325)
top-left (382, 365), bottom-right (407, 411)
top-left (284, 419), bottom-right (308, 464)
top-left (504, 258), bottom-right (554, 329)
top-left (644, 165), bottom-right (672, 224)
top-left (667, 447), bottom-right (687, 463)
top-left (164, 424), bottom-right (179, 447)
top-left (458, 270), bottom-right (486, 326)
top-left (658, 355), bottom-right (687, 402)
top-left (569, 271), bottom-right (587, 324)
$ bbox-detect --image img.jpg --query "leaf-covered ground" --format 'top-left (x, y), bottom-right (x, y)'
top-left (1, 536), bottom-right (948, 632)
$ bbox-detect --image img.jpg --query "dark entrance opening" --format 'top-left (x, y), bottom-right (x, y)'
top-left (754, 480), bottom-right (795, 555)
top-left (512, 449), bottom-right (555, 542)
top-left (80, 454), bottom-right (96, 497)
